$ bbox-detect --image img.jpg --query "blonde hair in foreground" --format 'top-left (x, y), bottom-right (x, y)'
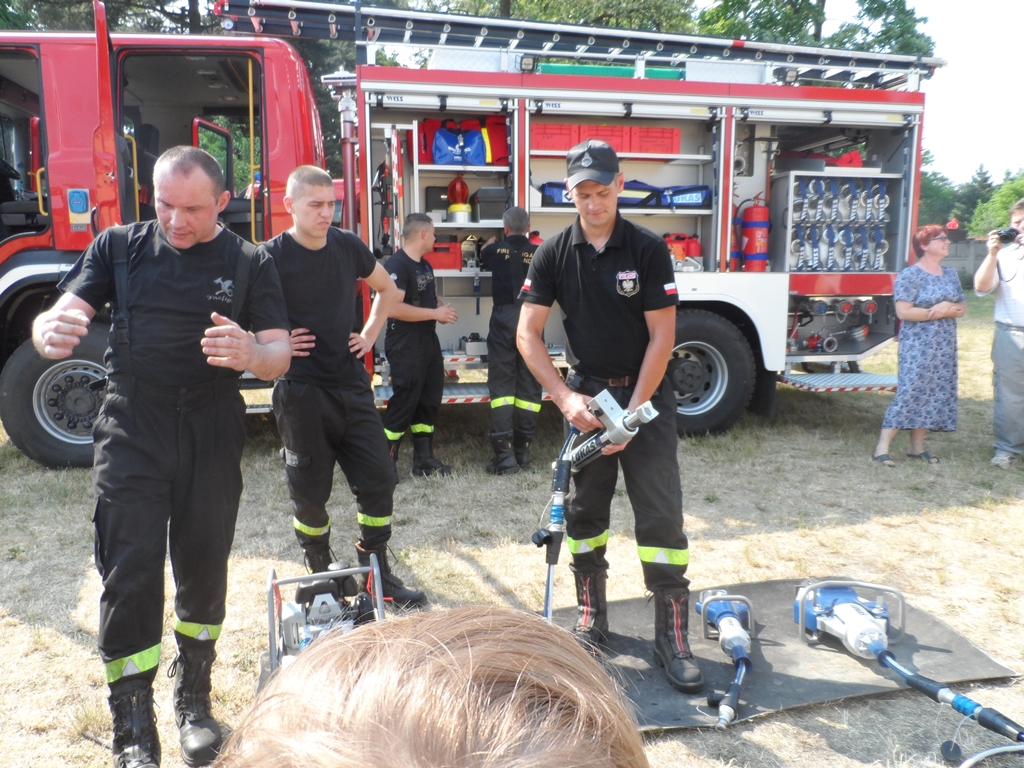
top-left (214, 605), bottom-right (649, 768)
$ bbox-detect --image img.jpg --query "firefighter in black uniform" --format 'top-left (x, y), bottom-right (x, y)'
top-left (262, 166), bottom-right (425, 606)
top-left (517, 140), bottom-right (702, 693)
top-left (381, 213), bottom-right (458, 476)
top-left (32, 147), bottom-right (292, 767)
top-left (479, 206), bottom-right (542, 474)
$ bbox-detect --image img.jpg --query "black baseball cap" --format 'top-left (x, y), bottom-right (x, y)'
top-left (566, 139), bottom-right (620, 190)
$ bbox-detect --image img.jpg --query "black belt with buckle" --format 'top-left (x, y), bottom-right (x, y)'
top-left (565, 368), bottom-right (637, 389)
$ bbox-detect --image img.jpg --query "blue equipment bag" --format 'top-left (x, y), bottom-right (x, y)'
top-left (432, 120), bottom-right (487, 165)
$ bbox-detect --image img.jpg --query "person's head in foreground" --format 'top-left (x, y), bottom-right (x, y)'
top-left (214, 605), bottom-right (649, 768)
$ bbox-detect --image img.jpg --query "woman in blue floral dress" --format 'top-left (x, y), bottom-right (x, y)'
top-left (873, 225), bottom-right (966, 465)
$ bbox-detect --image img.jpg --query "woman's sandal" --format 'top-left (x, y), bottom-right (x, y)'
top-left (872, 453), bottom-right (895, 467)
top-left (907, 452), bottom-right (940, 464)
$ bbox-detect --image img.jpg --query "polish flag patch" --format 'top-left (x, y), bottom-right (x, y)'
top-left (522, 278), bottom-right (532, 292)
top-left (664, 282), bottom-right (678, 295)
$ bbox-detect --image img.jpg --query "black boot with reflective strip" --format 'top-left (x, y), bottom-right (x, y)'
top-left (652, 588), bottom-right (704, 693)
top-left (356, 543), bottom-right (427, 608)
top-left (168, 637), bottom-right (224, 766)
top-left (302, 540), bottom-right (336, 575)
top-left (486, 431), bottom-right (520, 475)
top-left (513, 430), bottom-right (533, 468)
top-left (108, 677), bottom-right (161, 768)
top-left (411, 434), bottom-right (451, 477)
top-left (570, 566), bottom-right (609, 648)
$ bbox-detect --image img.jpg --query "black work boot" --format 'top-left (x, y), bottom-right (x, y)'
top-left (652, 588), bottom-right (704, 693)
top-left (486, 431), bottom-right (520, 475)
top-left (411, 434), bottom-right (451, 477)
top-left (108, 677), bottom-right (161, 768)
top-left (513, 430), bottom-right (533, 468)
top-left (356, 542), bottom-right (427, 608)
top-left (570, 566), bottom-right (609, 648)
top-left (301, 539), bottom-right (336, 575)
top-left (168, 637), bottom-right (224, 766)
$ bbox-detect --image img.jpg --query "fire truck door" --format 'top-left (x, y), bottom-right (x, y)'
top-left (91, 0), bottom-right (131, 233)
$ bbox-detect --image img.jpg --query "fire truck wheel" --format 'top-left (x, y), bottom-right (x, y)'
top-left (0, 325), bottom-right (108, 468)
top-left (668, 310), bottom-right (755, 435)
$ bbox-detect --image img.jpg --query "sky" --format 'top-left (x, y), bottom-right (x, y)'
top-left (822, 0), bottom-right (1019, 185)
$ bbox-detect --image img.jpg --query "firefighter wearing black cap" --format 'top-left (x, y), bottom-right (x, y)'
top-left (517, 139), bottom-right (702, 693)
top-left (479, 206), bottom-right (541, 474)
top-left (31, 147), bottom-right (292, 767)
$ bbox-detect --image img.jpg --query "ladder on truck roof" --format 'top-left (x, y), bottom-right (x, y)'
top-left (216, 1), bottom-right (944, 90)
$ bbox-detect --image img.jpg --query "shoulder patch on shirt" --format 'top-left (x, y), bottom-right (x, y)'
top-left (616, 270), bottom-right (639, 297)
top-left (664, 282), bottom-right (678, 296)
top-left (390, 273), bottom-right (398, 281)
top-left (522, 278), bottom-right (532, 292)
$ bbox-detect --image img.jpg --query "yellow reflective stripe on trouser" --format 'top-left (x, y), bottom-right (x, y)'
top-left (514, 398), bottom-right (541, 412)
top-left (384, 428), bottom-right (404, 441)
top-left (410, 424), bottom-right (434, 434)
top-left (357, 513), bottom-right (392, 528)
top-left (105, 644), bottom-right (161, 683)
top-left (174, 619), bottom-right (223, 642)
top-left (637, 546), bottom-right (690, 566)
top-left (567, 530), bottom-right (610, 554)
top-left (294, 518), bottom-right (330, 538)
top-left (491, 396), bottom-right (515, 409)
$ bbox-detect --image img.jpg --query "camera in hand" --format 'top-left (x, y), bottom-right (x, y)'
top-left (996, 227), bottom-right (1021, 244)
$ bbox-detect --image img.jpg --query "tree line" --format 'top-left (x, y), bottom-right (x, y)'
top-left (919, 157), bottom-right (1024, 236)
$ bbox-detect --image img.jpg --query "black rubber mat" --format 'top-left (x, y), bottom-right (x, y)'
top-left (551, 578), bottom-right (1018, 731)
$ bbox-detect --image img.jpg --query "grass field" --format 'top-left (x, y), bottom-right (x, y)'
top-left (2, 291), bottom-right (1023, 767)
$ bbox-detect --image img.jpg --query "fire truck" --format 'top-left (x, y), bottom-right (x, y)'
top-left (0, 0), bottom-right (942, 468)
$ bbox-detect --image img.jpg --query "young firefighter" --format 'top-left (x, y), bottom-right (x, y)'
top-left (32, 146), bottom-right (292, 768)
top-left (517, 140), bottom-right (703, 693)
top-left (479, 206), bottom-right (542, 474)
top-left (381, 213), bottom-right (458, 476)
top-left (262, 166), bottom-right (426, 607)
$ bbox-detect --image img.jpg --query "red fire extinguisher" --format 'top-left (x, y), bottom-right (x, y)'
top-left (741, 194), bottom-right (770, 272)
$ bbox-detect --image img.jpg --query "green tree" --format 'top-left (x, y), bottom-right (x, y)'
top-left (951, 165), bottom-right (995, 228)
top-left (970, 172), bottom-right (1024, 236)
top-left (917, 151), bottom-right (955, 227)
top-left (698, 0), bottom-right (933, 56)
top-left (0, 2), bottom-right (31, 28)
top-left (17, 0), bottom-right (214, 33)
top-left (435, 0), bottom-right (696, 33)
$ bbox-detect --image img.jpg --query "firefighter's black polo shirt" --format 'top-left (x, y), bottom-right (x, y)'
top-left (385, 249), bottom-right (438, 336)
top-left (480, 234), bottom-right (537, 306)
top-left (520, 214), bottom-right (677, 379)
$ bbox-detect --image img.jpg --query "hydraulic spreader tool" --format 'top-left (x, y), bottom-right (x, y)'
top-left (794, 580), bottom-right (1024, 753)
top-left (532, 390), bottom-right (657, 621)
top-left (696, 590), bottom-right (757, 729)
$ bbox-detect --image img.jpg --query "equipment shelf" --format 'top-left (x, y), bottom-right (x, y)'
top-left (418, 164), bottom-right (510, 174)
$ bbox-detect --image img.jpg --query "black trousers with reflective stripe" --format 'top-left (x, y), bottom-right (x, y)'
top-left (92, 375), bottom-right (246, 666)
top-left (272, 377), bottom-right (397, 551)
top-left (565, 376), bottom-right (689, 592)
top-left (487, 303), bottom-right (542, 435)
top-left (382, 326), bottom-right (444, 434)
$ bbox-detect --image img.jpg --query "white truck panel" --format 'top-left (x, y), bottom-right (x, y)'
top-left (674, 271), bottom-right (790, 371)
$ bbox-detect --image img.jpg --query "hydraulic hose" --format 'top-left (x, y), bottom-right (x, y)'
top-left (874, 646), bottom-right (1024, 744)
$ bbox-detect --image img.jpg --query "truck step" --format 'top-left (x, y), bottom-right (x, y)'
top-left (778, 372), bottom-right (897, 393)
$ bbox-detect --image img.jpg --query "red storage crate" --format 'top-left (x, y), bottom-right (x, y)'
top-left (531, 123), bottom-right (579, 151)
top-left (631, 127), bottom-right (681, 155)
top-left (577, 124), bottom-right (630, 154)
top-left (427, 243), bottom-right (462, 270)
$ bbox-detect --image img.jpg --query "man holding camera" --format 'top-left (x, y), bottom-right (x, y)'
top-left (974, 197), bottom-right (1024, 469)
